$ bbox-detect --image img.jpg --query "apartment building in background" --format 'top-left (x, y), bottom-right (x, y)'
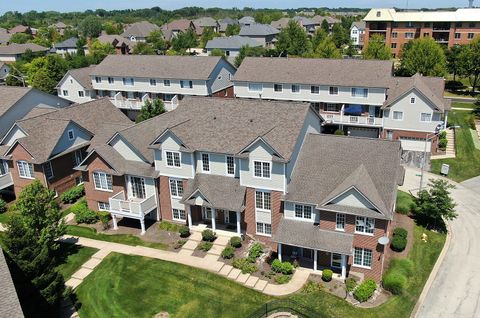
top-left (363, 8), bottom-right (480, 57)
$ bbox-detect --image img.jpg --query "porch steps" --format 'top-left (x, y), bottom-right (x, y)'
top-left (245, 276), bottom-right (259, 288)
top-left (236, 273), bottom-right (250, 284)
top-left (227, 268), bottom-right (241, 279)
top-left (253, 279), bottom-right (268, 292)
top-left (219, 264), bottom-right (233, 276)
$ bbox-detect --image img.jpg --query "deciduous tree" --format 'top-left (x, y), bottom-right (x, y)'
top-left (225, 24), bottom-right (240, 36)
top-left (132, 42), bottom-right (155, 55)
top-left (78, 15), bottom-right (103, 38)
top-left (275, 20), bottom-right (311, 56)
top-left (398, 37), bottom-right (447, 76)
top-left (363, 34), bottom-right (391, 60)
top-left (458, 36), bottom-right (480, 93)
top-left (314, 37), bottom-right (341, 59)
top-left (234, 45), bottom-right (265, 67)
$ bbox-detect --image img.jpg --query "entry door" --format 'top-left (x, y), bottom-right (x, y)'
top-left (129, 176), bottom-right (146, 199)
top-left (225, 211), bottom-right (237, 224)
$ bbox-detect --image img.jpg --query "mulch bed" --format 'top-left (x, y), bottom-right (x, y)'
top-left (385, 213), bottom-right (415, 268)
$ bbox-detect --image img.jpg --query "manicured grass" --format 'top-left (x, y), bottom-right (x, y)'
top-left (431, 109), bottom-right (480, 182)
top-left (66, 225), bottom-right (168, 250)
top-left (450, 102), bottom-right (477, 109)
top-left (395, 190), bottom-right (416, 215)
top-left (0, 211), bottom-right (11, 223)
top-left (56, 243), bottom-right (98, 280)
top-left (61, 198), bottom-right (85, 217)
top-left (76, 253), bottom-right (270, 318)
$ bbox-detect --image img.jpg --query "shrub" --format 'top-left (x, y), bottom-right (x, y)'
top-left (334, 129), bottom-right (345, 135)
top-left (383, 272), bottom-right (407, 295)
top-left (439, 130), bottom-right (447, 139)
top-left (302, 281), bottom-right (324, 293)
top-left (0, 198), bottom-right (6, 214)
top-left (271, 259), bottom-right (294, 275)
top-left (396, 191), bottom-right (416, 215)
top-left (73, 200), bottom-right (98, 224)
top-left (393, 227), bottom-right (408, 239)
top-left (179, 226), bottom-right (190, 238)
top-left (232, 258), bottom-right (258, 274)
top-left (438, 138), bottom-right (448, 150)
top-left (60, 184), bottom-right (85, 204)
top-left (202, 229), bottom-right (216, 242)
top-left (275, 274), bottom-right (292, 284)
top-left (174, 239), bottom-right (187, 249)
top-left (353, 279), bottom-right (377, 302)
top-left (248, 242), bottom-right (263, 260)
top-left (230, 236), bottom-right (242, 248)
top-left (345, 277), bottom-right (357, 292)
top-left (322, 269), bottom-right (333, 282)
top-left (199, 242), bottom-right (213, 251)
top-left (391, 236), bottom-right (407, 252)
top-left (97, 211), bottom-right (110, 230)
top-left (221, 246), bottom-right (235, 259)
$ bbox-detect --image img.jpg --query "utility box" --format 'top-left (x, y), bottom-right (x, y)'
top-left (441, 164), bottom-right (450, 176)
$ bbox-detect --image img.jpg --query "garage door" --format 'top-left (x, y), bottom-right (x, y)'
top-left (347, 127), bottom-right (379, 138)
top-left (399, 137), bottom-right (431, 152)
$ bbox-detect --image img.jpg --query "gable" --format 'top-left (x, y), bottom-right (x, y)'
top-left (329, 188), bottom-right (377, 210)
top-left (389, 88), bottom-right (439, 112)
top-left (1, 124), bottom-right (27, 146)
top-left (51, 122), bottom-right (92, 156)
top-left (243, 138), bottom-right (278, 160)
top-left (155, 131), bottom-right (185, 151)
top-left (83, 151), bottom-right (117, 175)
top-left (110, 134), bottom-right (144, 162)
top-left (188, 190), bottom-right (211, 206)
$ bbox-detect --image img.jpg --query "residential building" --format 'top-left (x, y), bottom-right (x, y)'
top-left (0, 86), bottom-right (70, 139)
top-left (311, 15), bottom-right (341, 32)
top-left (292, 16), bottom-right (318, 34)
top-left (192, 17), bottom-right (219, 35)
top-left (0, 247), bottom-right (24, 318)
top-left (232, 57), bottom-right (449, 154)
top-left (0, 99), bottom-right (131, 197)
top-left (0, 28), bottom-right (11, 45)
top-left (57, 66), bottom-right (96, 103)
top-left (51, 37), bottom-right (78, 57)
top-left (76, 96), bottom-right (404, 281)
top-left (95, 34), bottom-right (133, 55)
top-left (205, 36), bottom-right (262, 57)
top-left (160, 19), bottom-right (196, 42)
top-left (218, 18), bottom-right (239, 34)
top-left (363, 8), bottom-right (480, 57)
top-left (239, 23), bottom-right (280, 48)
top-left (0, 62), bottom-right (10, 83)
top-left (121, 21), bottom-right (160, 42)
top-left (239, 16), bottom-right (255, 27)
top-left (0, 43), bottom-right (48, 62)
top-left (89, 55), bottom-right (237, 117)
top-left (8, 25), bottom-right (31, 35)
top-left (270, 18), bottom-right (291, 30)
top-left (350, 21), bottom-right (366, 48)
top-left (50, 22), bottom-right (70, 35)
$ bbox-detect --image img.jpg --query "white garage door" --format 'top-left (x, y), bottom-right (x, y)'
top-left (399, 137), bottom-right (431, 152)
top-left (347, 127), bottom-right (379, 138)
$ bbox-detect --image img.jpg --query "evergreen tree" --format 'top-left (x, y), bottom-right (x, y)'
top-left (311, 28), bottom-right (328, 49)
top-left (363, 34), bottom-right (391, 60)
top-left (321, 19), bottom-right (330, 33)
top-left (136, 99), bottom-right (166, 123)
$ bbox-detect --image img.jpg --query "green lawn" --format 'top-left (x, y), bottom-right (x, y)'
top-left (451, 102), bottom-right (477, 109)
top-left (431, 109), bottom-right (480, 182)
top-left (66, 225), bottom-right (168, 250)
top-left (74, 224), bottom-right (445, 318)
top-left (56, 243), bottom-right (98, 280)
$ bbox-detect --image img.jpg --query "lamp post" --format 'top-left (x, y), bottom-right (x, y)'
top-left (419, 125), bottom-right (441, 192)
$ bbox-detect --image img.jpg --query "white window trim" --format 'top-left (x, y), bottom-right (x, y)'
top-left (172, 208), bottom-right (186, 221)
top-left (255, 189), bottom-right (272, 212)
top-left (93, 171), bottom-right (113, 192)
top-left (252, 160), bottom-right (272, 180)
top-left (352, 248), bottom-right (373, 269)
top-left (255, 221), bottom-right (272, 237)
top-left (180, 80), bottom-right (193, 89)
top-left (150, 79), bottom-right (157, 86)
top-left (163, 79), bottom-right (171, 87)
top-left (274, 84), bottom-right (283, 93)
top-left (328, 86), bottom-right (339, 96)
top-left (354, 216), bottom-right (375, 236)
top-left (248, 83), bottom-right (263, 93)
top-left (310, 85), bottom-right (320, 95)
top-left (43, 161), bottom-right (54, 180)
top-left (392, 111), bottom-right (404, 121)
top-left (294, 204), bottom-right (313, 221)
top-left (201, 153), bottom-right (210, 173)
top-left (164, 150), bottom-right (182, 169)
top-left (67, 129), bottom-right (75, 140)
top-left (291, 84), bottom-right (301, 94)
top-left (98, 202), bottom-right (110, 211)
top-left (169, 178), bottom-right (184, 198)
top-left (225, 155), bottom-right (235, 176)
top-left (17, 161), bottom-right (34, 179)
top-left (420, 113), bottom-right (432, 123)
top-left (410, 97), bottom-right (416, 104)
top-left (351, 87), bottom-right (369, 98)
top-left (335, 213), bottom-right (345, 231)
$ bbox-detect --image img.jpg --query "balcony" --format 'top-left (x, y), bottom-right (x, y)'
top-left (108, 191), bottom-right (157, 219)
top-left (0, 172), bottom-right (13, 190)
top-left (110, 93), bottom-right (179, 111)
top-left (322, 113), bottom-right (383, 127)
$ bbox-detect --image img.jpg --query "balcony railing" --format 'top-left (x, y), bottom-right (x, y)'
top-left (110, 93), bottom-right (179, 111)
top-left (322, 113), bottom-right (383, 126)
top-left (108, 191), bottom-right (157, 218)
top-left (0, 172), bottom-right (13, 190)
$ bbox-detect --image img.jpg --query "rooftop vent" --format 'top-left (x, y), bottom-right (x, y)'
top-left (376, 11), bottom-right (381, 17)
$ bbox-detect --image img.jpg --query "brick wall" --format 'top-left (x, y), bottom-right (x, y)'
top-left (158, 175), bottom-right (173, 221)
top-left (8, 143), bottom-right (46, 197)
top-left (46, 149), bottom-right (85, 195)
top-left (212, 86), bottom-right (234, 98)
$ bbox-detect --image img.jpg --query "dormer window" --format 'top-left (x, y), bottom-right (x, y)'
top-left (253, 161), bottom-right (270, 179)
top-left (165, 151), bottom-right (181, 168)
top-left (376, 11), bottom-right (381, 17)
top-left (201, 153), bottom-right (210, 172)
top-left (68, 129), bottom-right (74, 140)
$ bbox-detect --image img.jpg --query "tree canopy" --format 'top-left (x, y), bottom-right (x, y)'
top-left (133, 42), bottom-right (156, 55)
top-left (398, 37), bottom-right (447, 77)
top-left (457, 36), bottom-right (480, 93)
top-left (225, 24), bottom-right (240, 36)
top-left (314, 37), bottom-right (341, 59)
top-left (78, 15), bottom-right (103, 38)
top-left (136, 99), bottom-right (167, 123)
top-left (362, 34), bottom-right (391, 60)
top-left (234, 45), bottom-right (265, 68)
top-left (275, 20), bottom-right (311, 56)
top-left (28, 55), bottom-right (69, 93)
top-left (171, 28), bottom-right (198, 52)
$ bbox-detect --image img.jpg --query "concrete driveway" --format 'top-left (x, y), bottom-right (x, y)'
top-left (400, 168), bottom-right (480, 318)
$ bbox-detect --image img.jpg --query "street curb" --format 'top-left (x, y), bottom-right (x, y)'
top-left (410, 220), bottom-right (452, 318)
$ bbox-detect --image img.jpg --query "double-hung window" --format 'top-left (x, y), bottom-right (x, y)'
top-left (98, 202), bottom-right (110, 211)
top-left (326, 103), bottom-right (339, 112)
top-left (351, 88), bottom-right (368, 98)
top-left (468, 33), bottom-right (475, 39)
top-left (17, 161), bottom-right (34, 179)
top-left (78, 91), bottom-right (85, 97)
top-left (294, 204), bottom-right (312, 220)
top-left (310, 85), bottom-right (320, 94)
top-left (130, 176), bottom-right (145, 199)
top-left (420, 113), bottom-right (432, 122)
top-left (173, 208), bottom-right (186, 220)
top-left (405, 32), bottom-right (414, 39)
top-left (0, 160), bottom-right (8, 176)
top-left (255, 191), bottom-right (271, 211)
top-left (336, 213), bottom-right (345, 230)
top-left (93, 171), bottom-right (112, 191)
top-left (291, 84), bottom-right (300, 93)
top-left (73, 150), bottom-right (84, 167)
top-left (253, 161), bottom-right (270, 178)
top-left (163, 79), bottom-right (171, 86)
top-left (63, 90), bottom-right (69, 96)
top-left (150, 79), bottom-right (157, 86)
top-left (95, 77), bottom-right (101, 83)
top-left (393, 111), bottom-right (403, 120)
top-left (165, 151), bottom-right (181, 168)
top-left (248, 83), bottom-right (263, 92)
top-left (226, 156), bottom-right (235, 176)
top-left (355, 216), bottom-right (375, 235)
top-left (353, 247), bottom-right (373, 268)
top-left (169, 178), bottom-right (184, 198)
top-left (201, 153), bottom-right (210, 172)
top-left (180, 80), bottom-right (193, 89)
top-left (329, 86), bottom-right (338, 95)
top-left (256, 222), bottom-right (272, 235)
top-left (108, 77), bottom-right (114, 84)
top-left (274, 84), bottom-right (283, 92)
top-left (122, 78), bottom-right (134, 86)
top-left (43, 161), bottom-right (54, 180)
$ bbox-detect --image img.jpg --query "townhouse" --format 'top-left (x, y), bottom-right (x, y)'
top-left (76, 96), bottom-right (403, 281)
top-left (239, 24), bottom-right (280, 48)
top-left (363, 8), bottom-right (480, 57)
top-left (0, 43), bottom-right (48, 62)
top-left (94, 34), bottom-right (133, 55)
top-left (51, 37), bottom-right (78, 57)
top-left (160, 19), bottom-right (196, 42)
top-left (350, 21), bottom-right (366, 48)
top-left (0, 99), bottom-right (131, 197)
top-left (57, 66), bottom-right (96, 104)
top-left (233, 57), bottom-right (449, 154)
top-left (121, 21), bottom-right (160, 42)
top-left (205, 36), bottom-right (262, 58)
top-left (88, 55), bottom-right (236, 118)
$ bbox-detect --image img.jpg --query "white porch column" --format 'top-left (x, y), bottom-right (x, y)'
top-left (341, 254), bottom-right (347, 279)
top-left (112, 214), bottom-right (118, 230)
top-left (187, 205), bottom-right (193, 229)
top-left (278, 243), bottom-right (282, 262)
top-left (313, 250), bottom-right (318, 271)
top-left (236, 211), bottom-right (241, 236)
top-left (140, 218), bottom-right (146, 235)
top-left (211, 208), bottom-right (216, 232)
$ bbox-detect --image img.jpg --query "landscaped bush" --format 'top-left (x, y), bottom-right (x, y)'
top-left (391, 236), bottom-right (407, 252)
top-left (73, 200), bottom-right (98, 224)
top-left (247, 242), bottom-right (263, 261)
top-left (439, 131), bottom-right (447, 139)
top-left (275, 274), bottom-right (292, 284)
top-left (60, 184), bottom-right (85, 204)
top-left (230, 236), bottom-right (242, 248)
top-left (396, 191), bottom-right (416, 215)
top-left (438, 138), bottom-right (448, 150)
top-left (353, 279), bottom-right (377, 302)
top-left (221, 246), bottom-right (235, 259)
top-left (0, 198), bottom-right (6, 214)
top-left (345, 277), bottom-right (357, 292)
top-left (174, 239), bottom-right (187, 249)
top-left (322, 269), bottom-right (333, 282)
top-left (383, 272), bottom-right (407, 295)
top-left (334, 129), bottom-right (345, 135)
top-left (271, 259), bottom-right (294, 275)
top-left (179, 226), bottom-right (190, 238)
top-left (232, 258), bottom-right (258, 274)
top-left (445, 80), bottom-right (465, 91)
top-left (202, 229), bottom-right (216, 242)
top-left (97, 211), bottom-right (110, 230)
top-left (199, 241), bottom-right (213, 251)
top-left (393, 227), bottom-right (408, 239)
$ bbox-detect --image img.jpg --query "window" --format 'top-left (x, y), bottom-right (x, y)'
top-left (391, 32), bottom-right (398, 39)
top-left (201, 153), bottom-right (210, 172)
top-left (256, 222), bottom-right (272, 235)
top-left (226, 156), bottom-right (235, 176)
top-left (336, 213), bottom-right (345, 231)
top-left (406, 22), bottom-right (414, 27)
top-left (410, 97), bottom-right (416, 104)
top-left (75, 176), bottom-right (83, 185)
top-left (405, 32), bottom-right (414, 39)
top-left (150, 79), bottom-right (157, 86)
top-left (95, 77), bottom-right (101, 83)
top-left (78, 91), bottom-right (85, 97)
top-left (376, 11), bottom-right (381, 17)
top-left (43, 161), bottom-right (53, 180)
top-left (329, 86), bottom-right (338, 95)
top-left (255, 191), bottom-right (271, 211)
top-left (122, 78), bottom-right (134, 86)
top-left (352, 30), bottom-right (357, 34)
top-left (108, 77), bottom-right (114, 84)
top-left (351, 88), bottom-right (368, 98)
top-left (420, 113), bottom-right (432, 122)
top-left (392, 22), bottom-right (399, 28)
top-left (423, 32), bottom-right (430, 37)
top-left (202, 207), bottom-right (213, 219)
top-left (0, 160), bottom-right (8, 176)
top-left (469, 23), bottom-right (476, 28)
top-left (326, 103), bottom-right (339, 112)
top-left (93, 171), bottom-right (112, 191)
top-left (173, 208), bottom-right (186, 221)
top-left (67, 129), bottom-right (74, 140)
top-left (63, 90), bottom-right (69, 96)
top-left (456, 22), bottom-right (463, 28)
top-left (253, 161), bottom-right (270, 178)
top-left (393, 111), bottom-right (403, 120)
top-left (98, 202), bottom-right (110, 211)
top-left (353, 247), bottom-right (373, 268)
top-left (310, 85), bottom-right (320, 94)
top-left (455, 33), bottom-right (461, 39)
top-left (163, 79), bottom-right (171, 86)
top-left (73, 150), bottom-right (84, 166)
top-left (180, 80), bottom-right (193, 89)
top-left (291, 84), bottom-right (300, 93)
top-left (331, 253), bottom-right (342, 268)
top-left (294, 204), bottom-right (312, 220)
top-left (162, 94), bottom-right (174, 102)
top-left (248, 83), bottom-right (263, 92)
top-left (468, 33), bottom-right (475, 39)
top-left (391, 43), bottom-right (397, 49)
top-left (17, 161), bottom-right (34, 179)
top-left (169, 178), bottom-right (184, 197)
top-left (165, 151), bottom-right (181, 167)
top-left (311, 102), bottom-right (320, 112)
top-left (274, 84), bottom-right (283, 92)
top-left (355, 216), bottom-right (375, 234)
top-left (130, 176), bottom-right (146, 199)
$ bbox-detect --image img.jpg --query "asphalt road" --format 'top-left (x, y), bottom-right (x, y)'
top-left (400, 168), bottom-right (480, 318)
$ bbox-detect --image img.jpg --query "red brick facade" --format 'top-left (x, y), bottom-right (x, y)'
top-left (381, 129), bottom-right (439, 153)
top-left (212, 86), bottom-right (235, 98)
top-left (8, 143), bottom-right (46, 197)
top-left (158, 175), bottom-right (174, 222)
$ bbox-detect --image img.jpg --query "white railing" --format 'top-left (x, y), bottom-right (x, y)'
top-left (322, 113), bottom-right (383, 126)
top-left (108, 191), bottom-right (157, 218)
top-left (164, 95), bottom-right (179, 112)
top-left (0, 172), bottom-right (13, 190)
top-left (112, 98), bottom-right (144, 110)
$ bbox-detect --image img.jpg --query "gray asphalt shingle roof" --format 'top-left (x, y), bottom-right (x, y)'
top-left (0, 87), bottom-right (32, 117)
top-left (205, 35), bottom-right (261, 50)
top-left (0, 43), bottom-right (48, 55)
top-left (121, 21), bottom-right (160, 38)
top-left (54, 37), bottom-right (78, 48)
top-left (239, 23), bottom-right (280, 36)
top-left (62, 66), bottom-right (96, 89)
top-left (0, 248), bottom-right (24, 318)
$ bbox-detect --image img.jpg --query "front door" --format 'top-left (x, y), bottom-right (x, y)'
top-left (225, 211), bottom-right (237, 224)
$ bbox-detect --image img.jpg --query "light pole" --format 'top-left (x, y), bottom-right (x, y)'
top-left (419, 126), bottom-right (441, 192)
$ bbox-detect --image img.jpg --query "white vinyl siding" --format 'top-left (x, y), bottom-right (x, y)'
top-left (355, 216), bottom-right (375, 235)
top-left (17, 161), bottom-right (34, 179)
top-left (93, 171), bottom-right (113, 191)
top-left (353, 247), bottom-right (373, 268)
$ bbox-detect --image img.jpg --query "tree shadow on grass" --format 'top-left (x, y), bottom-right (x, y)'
top-left (412, 215), bottom-right (448, 234)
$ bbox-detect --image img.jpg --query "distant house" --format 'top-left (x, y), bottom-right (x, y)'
top-left (270, 18), bottom-right (291, 30)
top-left (0, 43), bottom-right (48, 62)
top-left (121, 21), bottom-right (160, 42)
top-left (0, 28), bottom-right (11, 45)
top-left (311, 15), bottom-right (341, 31)
top-left (0, 62), bottom-right (10, 83)
top-left (292, 16), bottom-right (318, 34)
top-left (160, 19), bottom-right (196, 42)
top-left (218, 18), bottom-right (238, 34)
top-left (205, 35), bottom-right (262, 57)
top-left (56, 66), bottom-right (96, 103)
top-left (96, 34), bottom-right (133, 55)
top-left (239, 16), bottom-right (255, 26)
top-left (8, 25), bottom-right (31, 35)
top-left (51, 37), bottom-right (78, 57)
top-left (192, 17), bottom-right (219, 35)
top-left (239, 23), bottom-right (280, 48)
top-left (50, 22), bottom-right (70, 35)
top-left (350, 21), bottom-right (366, 48)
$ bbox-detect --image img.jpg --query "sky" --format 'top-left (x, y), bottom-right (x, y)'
top-left (0, 0), bottom-right (470, 13)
